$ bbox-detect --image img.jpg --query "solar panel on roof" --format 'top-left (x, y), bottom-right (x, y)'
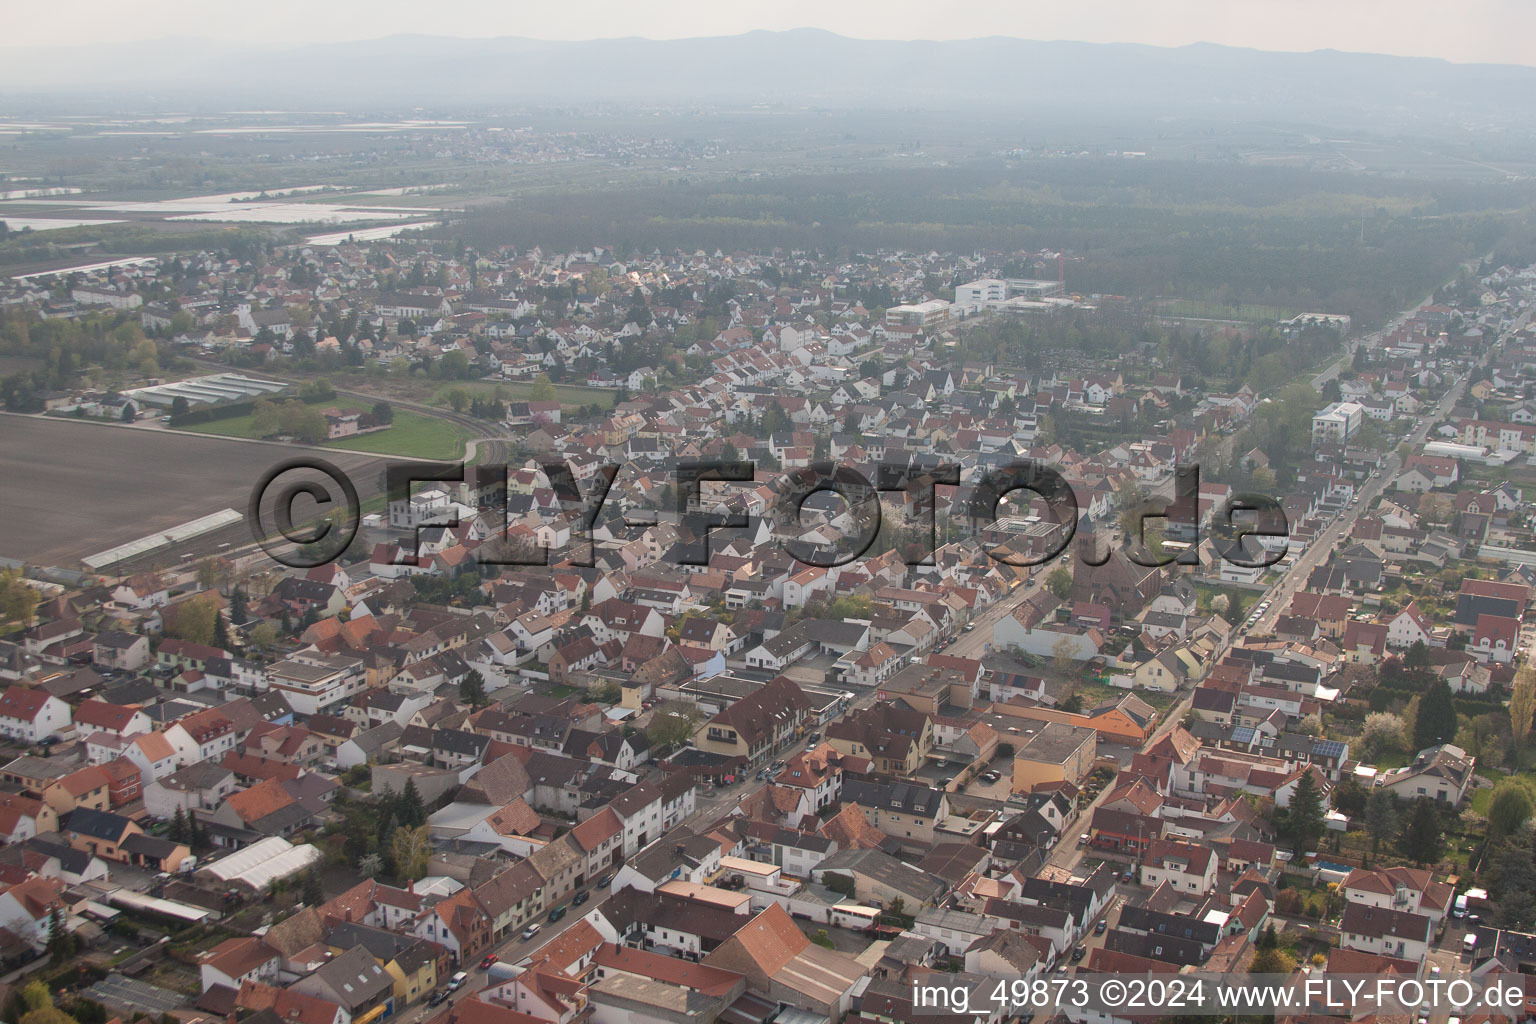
top-left (1314, 740), bottom-right (1346, 758)
top-left (1231, 726), bottom-right (1255, 743)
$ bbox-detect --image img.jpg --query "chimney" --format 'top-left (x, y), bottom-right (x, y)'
top-left (408, 879), bottom-right (415, 894)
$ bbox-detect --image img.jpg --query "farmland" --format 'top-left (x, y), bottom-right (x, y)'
top-left (0, 415), bottom-right (388, 567)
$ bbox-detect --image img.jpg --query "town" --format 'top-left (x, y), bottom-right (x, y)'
top-left (0, 222), bottom-right (1535, 1024)
top-left (3, 15), bottom-right (1536, 1021)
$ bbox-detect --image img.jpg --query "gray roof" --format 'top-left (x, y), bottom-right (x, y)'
top-left (303, 945), bottom-right (393, 1008)
top-left (841, 779), bottom-right (946, 820)
top-left (1015, 720), bottom-right (1096, 764)
top-left (815, 847), bottom-right (946, 904)
top-left (348, 721), bottom-right (405, 753)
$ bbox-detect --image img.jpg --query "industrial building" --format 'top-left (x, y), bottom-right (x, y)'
top-left (124, 373), bottom-right (290, 410)
top-left (1312, 401), bottom-right (1365, 445)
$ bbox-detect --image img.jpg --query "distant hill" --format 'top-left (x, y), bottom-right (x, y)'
top-left (2, 29), bottom-right (1534, 126)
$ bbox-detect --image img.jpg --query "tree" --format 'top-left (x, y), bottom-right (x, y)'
top-left (1488, 780), bottom-right (1535, 845)
top-left (251, 398), bottom-right (280, 437)
top-left (229, 588), bottom-right (248, 626)
top-left (1512, 662), bottom-right (1536, 749)
top-left (302, 869), bottom-right (324, 906)
top-left (1332, 776), bottom-right (1367, 818)
top-left (279, 399), bottom-right (328, 444)
top-left (529, 374), bottom-right (556, 402)
top-left (1364, 789), bottom-right (1399, 854)
top-left (170, 807), bottom-right (188, 844)
top-left (1417, 493), bottom-right (1453, 527)
top-left (1059, 692), bottom-right (1085, 714)
top-left (20, 1007), bottom-right (75, 1024)
top-left (170, 395), bottom-right (189, 418)
top-left (1250, 945), bottom-right (1296, 975)
top-left (1051, 634), bottom-right (1080, 677)
top-left (1361, 712), bottom-right (1407, 759)
top-left (1283, 771), bottom-right (1326, 856)
top-left (20, 981), bottom-right (50, 1013)
top-left (0, 569), bottom-right (39, 627)
top-left (163, 593), bottom-right (220, 646)
top-left (1488, 824), bottom-right (1536, 929)
top-left (358, 852), bottom-right (383, 877)
top-left (438, 351), bottom-right (471, 379)
top-left (1295, 714), bottom-right (1323, 737)
top-left (371, 400), bottom-right (394, 425)
top-left (396, 778), bottom-right (427, 829)
top-left (390, 823), bottom-right (433, 882)
top-left (1396, 798), bottom-right (1445, 866)
top-left (248, 622), bottom-right (279, 652)
top-left (1045, 566), bottom-right (1073, 600)
top-left (44, 905), bottom-right (70, 959)
top-left (459, 669), bottom-right (488, 709)
top-left (647, 703), bottom-right (698, 753)
top-left (1413, 679), bottom-right (1458, 751)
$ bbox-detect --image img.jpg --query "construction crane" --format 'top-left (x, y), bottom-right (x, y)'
top-left (1053, 251), bottom-right (1086, 286)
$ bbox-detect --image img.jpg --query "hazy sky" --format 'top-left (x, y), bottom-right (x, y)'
top-left (11, 0), bottom-right (1535, 66)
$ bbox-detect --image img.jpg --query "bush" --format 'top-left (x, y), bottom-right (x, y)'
top-left (824, 873), bottom-right (856, 898)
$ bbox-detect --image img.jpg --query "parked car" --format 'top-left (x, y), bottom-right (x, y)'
top-left (572, 890), bottom-right (589, 906)
top-left (548, 905), bottom-right (567, 922)
top-left (1094, 919), bottom-right (1107, 935)
top-left (596, 873), bottom-right (614, 888)
top-left (1071, 945), bottom-right (1087, 962)
top-left (448, 972), bottom-right (468, 991)
top-left (1077, 833), bottom-right (1091, 846)
top-left (479, 954), bottom-right (498, 969)
top-left (428, 991), bottom-right (449, 1007)
top-left (521, 924), bottom-right (541, 941)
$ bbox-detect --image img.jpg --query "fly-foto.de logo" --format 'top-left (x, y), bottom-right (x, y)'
top-left (247, 457), bottom-right (1289, 572)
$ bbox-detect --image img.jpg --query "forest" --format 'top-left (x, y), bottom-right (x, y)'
top-left (449, 158), bottom-right (1536, 328)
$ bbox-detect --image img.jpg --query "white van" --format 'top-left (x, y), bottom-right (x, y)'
top-left (1454, 893), bottom-right (1469, 919)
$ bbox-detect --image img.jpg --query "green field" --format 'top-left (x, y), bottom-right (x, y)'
top-left (1158, 299), bottom-right (1301, 324)
top-left (323, 411), bottom-right (470, 460)
top-left (176, 401), bottom-right (469, 460)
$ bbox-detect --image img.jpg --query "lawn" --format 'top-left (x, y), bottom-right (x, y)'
top-left (1193, 582), bottom-right (1256, 623)
top-left (1158, 299), bottom-right (1301, 324)
top-left (174, 400), bottom-right (469, 460)
top-left (173, 398), bottom-right (368, 441)
top-left (324, 410), bottom-right (470, 460)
